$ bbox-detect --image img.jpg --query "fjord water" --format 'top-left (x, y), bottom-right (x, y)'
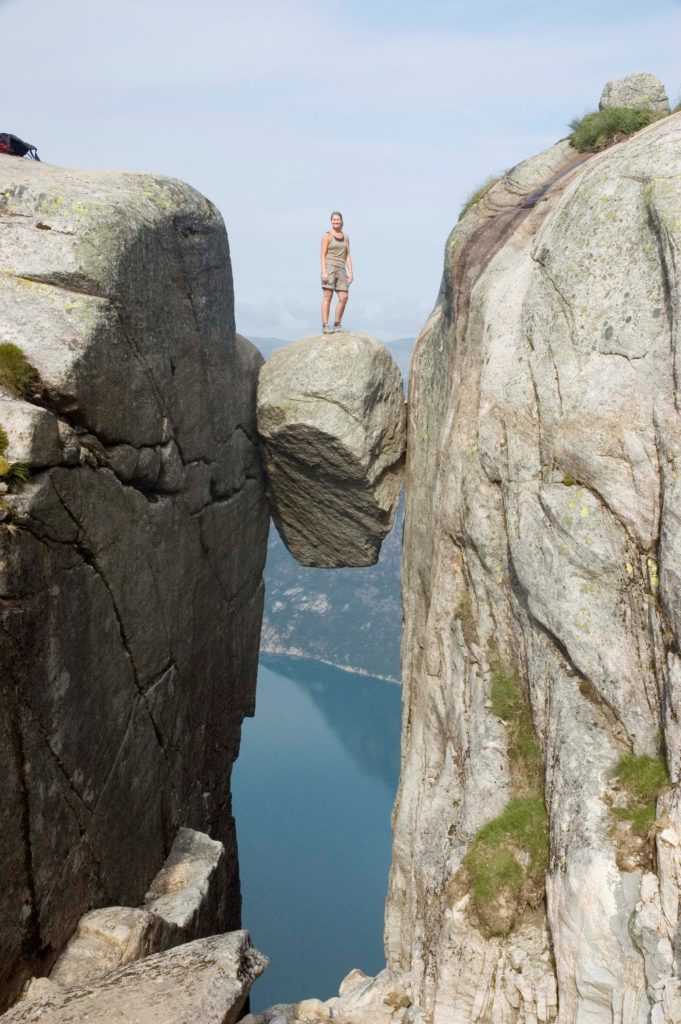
top-left (233, 653), bottom-right (401, 1011)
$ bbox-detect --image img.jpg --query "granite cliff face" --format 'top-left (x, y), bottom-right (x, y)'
top-left (387, 112), bottom-right (681, 1022)
top-left (0, 158), bottom-right (268, 1007)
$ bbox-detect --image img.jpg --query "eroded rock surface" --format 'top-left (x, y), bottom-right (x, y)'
top-left (256, 332), bottom-right (405, 568)
top-left (387, 112), bottom-right (681, 1022)
top-left (244, 966), bottom-right (423, 1024)
top-left (0, 157), bottom-right (268, 1007)
top-left (2, 932), bottom-right (267, 1024)
top-left (599, 72), bottom-right (670, 114)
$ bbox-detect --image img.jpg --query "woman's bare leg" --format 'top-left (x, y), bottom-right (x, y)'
top-left (334, 291), bottom-right (348, 324)
top-left (321, 289), bottom-right (333, 325)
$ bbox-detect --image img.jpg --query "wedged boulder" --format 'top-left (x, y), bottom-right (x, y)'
top-left (2, 932), bottom-right (267, 1024)
top-left (140, 827), bottom-right (226, 934)
top-left (48, 828), bottom-right (226, 987)
top-left (257, 332), bottom-right (405, 568)
top-left (599, 72), bottom-right (669, 114)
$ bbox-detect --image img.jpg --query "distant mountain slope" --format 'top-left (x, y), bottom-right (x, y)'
top-left (251, 336), bottom-right (414, 682)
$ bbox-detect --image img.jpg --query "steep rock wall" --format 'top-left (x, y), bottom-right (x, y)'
top-left (387, 115), bottom-right (681, 1022)
top-left (0, 158), bottom-right (268, 1007)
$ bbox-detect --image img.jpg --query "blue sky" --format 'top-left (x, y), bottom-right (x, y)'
top-left (1, 0), bottom-right (680, 340)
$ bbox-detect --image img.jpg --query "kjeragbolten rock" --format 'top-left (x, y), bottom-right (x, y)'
top-left (256, 332), bottom-right (405, 568)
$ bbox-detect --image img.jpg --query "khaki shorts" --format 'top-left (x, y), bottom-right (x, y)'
top-left (322, 265), bottom-right (349, 292)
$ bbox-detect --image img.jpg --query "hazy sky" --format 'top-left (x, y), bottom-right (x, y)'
top-left (1, 0), bottom-right (679, 340)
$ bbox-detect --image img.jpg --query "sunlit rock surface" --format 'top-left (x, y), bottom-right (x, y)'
top-left (257, 332), bottom-right (405, 568)
top-left (0, 157), bottom-right (268, 1007)
top-left (387, 111), bottom-right (681, 1022)
top-left (244, 966), bottom-right (424, 1024)
top-left (46, 828), bottom-right (226, 988)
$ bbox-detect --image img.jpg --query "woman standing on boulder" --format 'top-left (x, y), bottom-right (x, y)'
top-left (321, 211), bottom-right (353, 334)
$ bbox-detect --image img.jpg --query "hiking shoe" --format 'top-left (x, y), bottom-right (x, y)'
top-left (333, 325), bottom-right (348, 333)
top-left (322, 324), bottom-right (334, 334)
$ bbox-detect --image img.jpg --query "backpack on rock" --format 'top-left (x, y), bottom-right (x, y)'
top-left (0, 133), bottom-right (40, 160)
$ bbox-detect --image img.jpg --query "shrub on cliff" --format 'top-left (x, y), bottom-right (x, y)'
top-left (569, 107), bottom-right (658, 152)
top-left (0, 342), bottom-right (40, 398)
top-left (0, 421), bottom-right (29, 491)
top-left (611, 753), bottom-right (668, 834)
top-left (458, 175), bottom-right (500, 220)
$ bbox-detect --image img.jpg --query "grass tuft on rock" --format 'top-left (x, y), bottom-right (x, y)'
top-left (5, 463), bottom-right (29, 485)
top-left (611, 753), bottom-right (669, 834)
top-left (569, 107), bottom-right (659, 153)
top-left (0, 423), bottom-right (30, 491)
top-left (0, 342), bottom-right (40, 398)
top-left (463, 795), bottom-right (549, 936)
top-left (458, 176), bottom-right (501, 221)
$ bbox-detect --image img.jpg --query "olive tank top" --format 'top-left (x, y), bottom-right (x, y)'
top-left (326, 231), bottom-right (348, 267)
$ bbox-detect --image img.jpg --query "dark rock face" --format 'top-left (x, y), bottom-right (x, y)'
top-left (0, 159), bottom-right (269, 1007)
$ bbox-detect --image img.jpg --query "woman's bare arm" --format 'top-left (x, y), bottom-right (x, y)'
top-left (321, 233), bottom-right (329, 281)
top-left (345, 235), bottom-right (353, 283)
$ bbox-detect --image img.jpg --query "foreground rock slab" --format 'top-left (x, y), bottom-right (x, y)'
top-left (2, 933), bottom-right (267, 1024)
top-left (257, 333), bottom-right (405, 567)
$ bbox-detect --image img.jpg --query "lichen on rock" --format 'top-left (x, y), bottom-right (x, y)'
top-left (599, 72), bottom-right (670, 115)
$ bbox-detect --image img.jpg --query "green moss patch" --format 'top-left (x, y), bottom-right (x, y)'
top-left (611, 753), bottom-right (668, 835)
top-left (458, 656), bottom-right (548, 936)
top-left (0, 421), bottom-right (29, 491)
top-left (569, 107), bottom-right (659, 153)
top-left (458, 175), bottom-right (501, 221)
top-left (463, 795), bottom-right (549, 936)
top-left (490, 660), bottom-right (543, 793)
top-left (0, 342), bottom-right (40, 398)
top-left (454, 591), bottom-right (478, 647)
